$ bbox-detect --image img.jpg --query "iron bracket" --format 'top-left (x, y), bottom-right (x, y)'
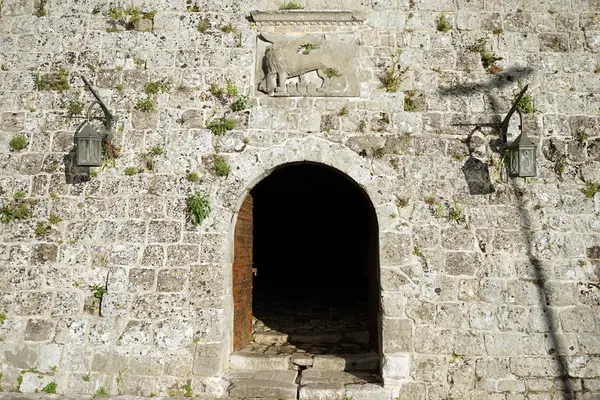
top-left (452, 84), bottom-right (529, 144)
top-left (81, 75), bottom-right (114, 133)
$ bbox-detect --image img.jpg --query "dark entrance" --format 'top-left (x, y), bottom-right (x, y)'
top-left (232, 163), bottom-right (380, 355)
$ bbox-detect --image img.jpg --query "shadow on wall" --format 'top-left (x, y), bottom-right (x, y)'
top-left (439, 67), bottom-right (577, 399)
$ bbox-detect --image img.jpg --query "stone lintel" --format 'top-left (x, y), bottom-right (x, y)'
top-left (250, 10), bottom-right (365, 25)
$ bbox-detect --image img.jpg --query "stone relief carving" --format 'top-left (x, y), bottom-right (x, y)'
top-left (255, 33), bottom-right (360, 97)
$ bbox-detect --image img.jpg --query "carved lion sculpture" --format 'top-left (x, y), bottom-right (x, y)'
top-left (257, 34), bottom-right (348, 96)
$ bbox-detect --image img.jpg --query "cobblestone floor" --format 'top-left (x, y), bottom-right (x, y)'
top-left (250, 298), bottom-right (373, 356)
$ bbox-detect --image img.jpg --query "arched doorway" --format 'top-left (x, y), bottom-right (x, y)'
top-left (232, 162), bottom-right (380, 365)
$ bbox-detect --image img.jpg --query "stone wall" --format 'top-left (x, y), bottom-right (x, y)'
top-left (0, 0), bottom-right (600, 398)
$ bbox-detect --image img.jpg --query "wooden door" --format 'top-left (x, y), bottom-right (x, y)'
top-left (233, 193), bottom-right (253, 351)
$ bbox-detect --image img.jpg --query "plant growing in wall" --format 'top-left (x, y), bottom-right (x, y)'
top-left (379, 48), bottom-right (409, 93)
top-left (197, 18), bottom-right (210, 33)
top-left (34, 0), bottom-right (48, 17)
top-left (206, 117), bottom-right (236, 135)
top-left (469, 38), bottom-right (503, 74)
top-left (105, 5), bottom-right (156, 31)
top-left (0, 192), bottom-right (34, 224)
top-left (101, 139), bottom-right (122, 170)
top-left (187, 192), bottom-right (211, 226)
top-left (437, 14), bottom-right (451, 32)
top-left (300, 42), bottom-right (319, 55)
top-left (42, 382), bottom-right (57, 394)
top-left (89, 284), bottom-right (107, 316)
top-left (280, 1), bottom-right (304, 9)
top-left (581, 181), bottom-right (600, 199)
top-left (231, 95), bottom-right (249, 112)
top-left (515, 92), bottom-right (535, 114)
top-left (213, 155), bottom-right (230, 177)
top-left (187, 1), bottom-right (201, 12)
top-left (220, 24), bottom-right (237, 34)
top-left (323, 68), bottom-right (342, 78)
top-left (144, 145), bottom-right (164, 170)
top-left (34, 68), bottom-right (70, 91)
top-left (9, 135), bottom-right (28, 151)
top-left (67, 99), bottom-right (85, 116)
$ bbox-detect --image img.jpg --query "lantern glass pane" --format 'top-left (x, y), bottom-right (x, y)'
top-left (90, 138), bottom-right (102, 165)
top-left (519, 147), bottom-right (536, 177)
top-left (510, 148), bottom-right (519, 176)
top-left (78, 138), bottom-right (90, 165)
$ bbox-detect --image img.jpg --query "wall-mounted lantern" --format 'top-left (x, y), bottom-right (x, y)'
top-left (76, 104), bottom-right (106, 167)
top-left (452, 84), bottom-right (537, 179)
top-left (75, 76), bottom-right (114, 167)
top-left (507, 110), bottom-right (537, 178)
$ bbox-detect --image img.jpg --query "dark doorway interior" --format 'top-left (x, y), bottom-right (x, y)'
top-left (250, 163), bottom-right (379, 352)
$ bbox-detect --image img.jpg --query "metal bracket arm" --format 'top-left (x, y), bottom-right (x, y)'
top-left (451, 84), bottom-right (529, 144)
top-left (81, 75), bottom-right (114, 132)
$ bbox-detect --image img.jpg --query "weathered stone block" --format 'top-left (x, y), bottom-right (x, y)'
top-left (157, 268), bottom-right (189, 292)
top-left (193, 343), bottom-right (223, 376)
top-left (128, 268), bottom-right (156, 291)
top-left (24, 318), bottom-right (55, 341)
top-left (382, 318), bottom-right (413, 352)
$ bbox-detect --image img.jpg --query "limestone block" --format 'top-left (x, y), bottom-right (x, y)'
top-left (410, 355), bottom-right (447, 382)
top-left (154, 318), bottom-right (194, 347)
top-left (382, 354), bottom-right (409, 380)
top-left (131, 293), bottom-right (189, 319)
top-left (382, 318), bottom-right (413, 353)
top-left (157, 268), bottom-right (189, 292)
top-left (117, 320), bottom-right (154, 346)
top-left (436, 302), bottom-right (470, 329)
top-left (192, 343), bottom-right (222, 376)
top-left (420, 274), bottom-right (458, 302)
top-left (510, 357), bottom-right (563, 378)
top-left (60, 344), bottom-right (93, 372)
top-left (299, 383), bottom-right (345, 400)
top-left (560, 306), bottom-right (596, 333)
top-left (128, 268), bottom-right (156, 291)
top-left (13, 291), bottom-right (53, 316)
top-left (148, 220), bottom-right (182, 243)
top-left (229, 352), bottom-right (291, 370)
top-left (469, 303), bottom-right (497, 330)
top-left (311, 355), bottom-right (346, 371)
top-left (3, 343), bottom-right (39, 369)
top-left (413, 325), bottom-right (453, 354)
top-left (128, 347), bottom-right (166, 376)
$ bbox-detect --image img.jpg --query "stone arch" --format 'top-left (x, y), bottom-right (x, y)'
top-left (221, 136), bottom-right (387, 371)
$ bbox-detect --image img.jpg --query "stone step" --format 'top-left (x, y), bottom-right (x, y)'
top-left (229, 352), bottom-right (291, 370)
top-left (298, 372), bottom-right (384, 400)
top-left (312, 353), bottom-right (380, 372)
top-left (227, 370), bottom-right (298, 399)
top-left (254, 330), bottom-right (288, 345)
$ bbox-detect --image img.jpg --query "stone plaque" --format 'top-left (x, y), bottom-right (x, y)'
top-left (255, 33), bottom-right (360, 97)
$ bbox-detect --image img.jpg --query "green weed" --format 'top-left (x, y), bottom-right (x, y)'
top-left (581, 181), bottom-right (600, 199)
top-left (187, 192), bottom-right (211, 226)
top-left (124, 166), bottom-right (139, 176)
top-left (437, 14), bottom-right (451, 32)
top-left (280, 1), bottom-right (304, 9)
top-left (379, 48), bottom-right (408, 93)
top-left (35, 68), bottom-right (70, 91)
top-left (214, 155), bottom-right (230, 177)
top-left (9, 135), bottom-right (27, 151)
top-left (67, 99), bottom-right (85, 115)
top-left (42, 382), bottom-right (57, 394)
top-left (145, 78), bottom-right (172, 95)
top-left (134, 96), bottom-right (156, 112)
top-left (206, 117), bottom-right (235, 135)
top-left (187, 172), bottom-right (201, 182)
